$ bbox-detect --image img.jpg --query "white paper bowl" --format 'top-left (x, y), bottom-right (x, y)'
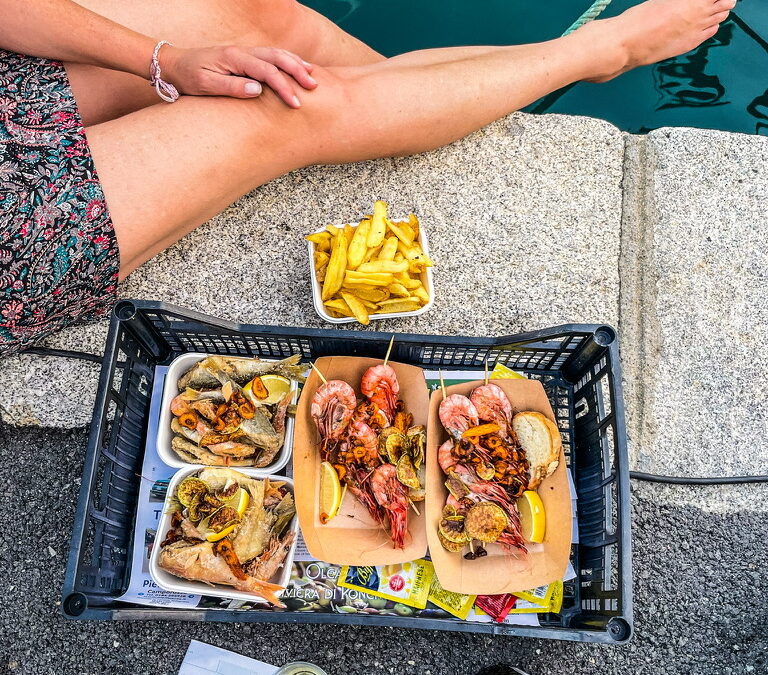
top-left (149, 467), bottom-right (299, 604)
top-left (157, 352), bottom-right (298, 474)
top-left (307, 221), bottom-right (435, 324)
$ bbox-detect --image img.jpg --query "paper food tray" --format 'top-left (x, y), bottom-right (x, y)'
top-left (293, 356), bottom-right (430, 565)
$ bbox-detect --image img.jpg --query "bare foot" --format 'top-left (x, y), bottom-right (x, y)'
top-left (579, 0), bottom-right (737, 82)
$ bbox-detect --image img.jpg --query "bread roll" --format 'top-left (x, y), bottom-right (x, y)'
top-left (513, 411), bottom-right (561, 489)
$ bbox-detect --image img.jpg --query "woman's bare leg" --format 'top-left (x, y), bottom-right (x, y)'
top-left (66, 0), bottom-right (385, 125)
top-left (83, 0), bottom-right (731, 277)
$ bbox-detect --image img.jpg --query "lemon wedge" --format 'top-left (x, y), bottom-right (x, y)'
top-left (260, 374), bottom-right (292, 404)
top-left (226, 486), bottom-right (250, 516)
top-left (517, 490), bottom-right (546, 543)
top-left (206, 523), bottom-right (237, 542)
top-left (319, 461), bottom-right (343, 524)
top-left (244, 374), bottom-right (291, 405)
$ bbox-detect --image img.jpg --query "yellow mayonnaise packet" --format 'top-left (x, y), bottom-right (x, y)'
top-left (512, 582), bottom-right (553, 606)
top-left (490, 363), bottom-right (526, 380)
top-left (427, 574), bottom-right (476, 620)
top-left (338, 559), bottom-right (434, 609)
top-left (510, 580), bottom-right (564, 614)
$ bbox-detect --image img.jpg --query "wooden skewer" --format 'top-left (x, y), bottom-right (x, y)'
top-left (408, 498), bottom-right (420, 516)
top-left (383, 334), bottom-right (395, 367)
top-left (439, 369), bottom-right (447, 400)
top-left (484, 359), bottom-right (489, 386)
top-left (311, 361), bottom-right (327, 384)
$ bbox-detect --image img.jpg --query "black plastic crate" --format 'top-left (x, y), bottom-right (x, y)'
top-left (62, 300), bottom-right (632, 643)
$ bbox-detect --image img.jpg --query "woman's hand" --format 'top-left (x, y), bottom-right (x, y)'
top-left (161, 45), bottom-right (317, 108)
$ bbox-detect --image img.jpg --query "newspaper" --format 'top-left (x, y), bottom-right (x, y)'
top-left (119, 363), bottom-right (579, 626)
top-left (118, 366), bottom-right (202, 609)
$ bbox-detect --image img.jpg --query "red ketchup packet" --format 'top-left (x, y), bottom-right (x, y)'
top-left (475, 594), bottom-right (518, 622)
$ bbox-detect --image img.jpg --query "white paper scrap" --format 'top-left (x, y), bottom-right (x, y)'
top-left (179, 641), bottom-right (276, 675)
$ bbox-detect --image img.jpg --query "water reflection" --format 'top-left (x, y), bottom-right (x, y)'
top-left (652, 24), bottom-right (731, 110)
top-left (746, 89), bottom-right (768, 135)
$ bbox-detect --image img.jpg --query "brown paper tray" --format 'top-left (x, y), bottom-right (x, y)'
top-left (425, 379), bottom-right (572, 595)
top-left (293, 356), bottom-right (429, 565)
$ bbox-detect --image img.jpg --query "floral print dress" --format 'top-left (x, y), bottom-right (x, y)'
top-left (0, 50), bottom-right (120, 356)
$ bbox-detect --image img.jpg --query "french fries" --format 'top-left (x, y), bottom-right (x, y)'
top-left (341, 291), bottom-right (370, 325)
top-left (306, 231), bottom-right (332, 252)
top-left (379, 236), bottom-right (398, 262)
top-left (321, 230), bottom-right (347, 301)
top-left (347, 220), bottom-right (370, 269)
top-left (306, 200), bottom-right (434, 325)
top-left (357, 260), bottom-right (409, 274)
top-left (314, 251), bottom-right (330, 271)
top-left (367, 200), bottom-right (387, 248)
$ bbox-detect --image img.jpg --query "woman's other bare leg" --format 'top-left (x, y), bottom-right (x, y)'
top-left (85, 0), bottom-right (730, 277)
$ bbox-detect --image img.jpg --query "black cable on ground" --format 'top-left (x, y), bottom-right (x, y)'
top-left (630, 471), bottom-right (768, 485)
top-left (24, 346), bottom-right (104, 364)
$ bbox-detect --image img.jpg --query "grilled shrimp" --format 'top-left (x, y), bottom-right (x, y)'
top-left (370, 464), bottom-right (409, 549)
top-left (439, 394), bottom-right (479, 439)
top-left (438, 439), bottom-right (458, 473)
top-left (453, 464), bottom-right (515, 509)
top-left (360, 364), bottom-right (400, 419)
top-left (470, 383), bottom-right (513, 436)
top-left (311, 380), bottom-right (357, 442)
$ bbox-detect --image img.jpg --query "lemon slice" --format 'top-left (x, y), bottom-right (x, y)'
top-left (491, 363), bottom-right (526, 380)
top-left (517, 490), bottom-right (546, 543)
top-left (319, 461), bottom-right (343, 524)
top-left (203, 487), bottom-right (250, 542)
top-left (261, 374), bottom-right (292, 404)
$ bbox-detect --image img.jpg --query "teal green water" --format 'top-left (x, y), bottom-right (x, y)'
top-left (302, 0), bottom-right (767, 135)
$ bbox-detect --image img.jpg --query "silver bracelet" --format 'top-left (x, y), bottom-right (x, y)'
top-left (149, 40), bottom-right (180, 103)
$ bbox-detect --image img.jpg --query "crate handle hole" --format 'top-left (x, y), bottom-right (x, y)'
top-left (114, 301), bottom-right (137, 322)
top-left (607, 617), bottom-right (632, 642)
top-left (63, 592), bottom-right (88, 617)
top-left (594, 326), bottom-right (616, 347)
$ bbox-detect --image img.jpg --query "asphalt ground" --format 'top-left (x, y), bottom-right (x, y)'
top-left (0, 423), bottom-right (765, 675)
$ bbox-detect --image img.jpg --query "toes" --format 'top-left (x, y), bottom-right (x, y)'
top-left (710, 9), bottom-right (731, 23)
top-left (712, 0), bottom-right (737, 10)
top-left (701, 24), bottom-right (720, 40)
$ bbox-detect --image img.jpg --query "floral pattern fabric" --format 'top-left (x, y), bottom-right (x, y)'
top-left (0, 50), bottom-right (119, 356)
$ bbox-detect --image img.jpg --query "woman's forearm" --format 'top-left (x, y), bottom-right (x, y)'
top-left (0, 0), bottom-right (156, 78)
